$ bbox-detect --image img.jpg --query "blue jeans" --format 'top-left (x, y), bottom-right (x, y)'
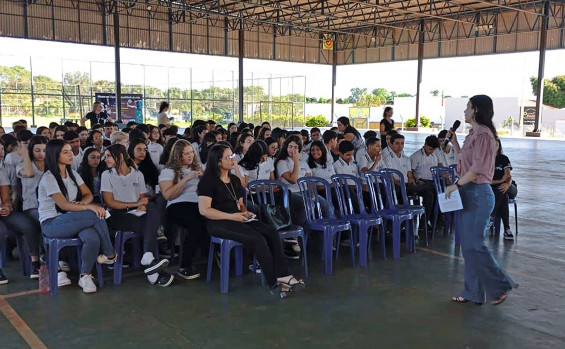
top-left (42, 211), bottom-right (115, 274)
top-left (459, 183), bottom-right (515, 303)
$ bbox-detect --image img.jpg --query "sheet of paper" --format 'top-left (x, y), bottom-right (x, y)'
top-left (438, 189), bottom-right (463, 213)
top-left (127, 209), bottom-right (147, 217)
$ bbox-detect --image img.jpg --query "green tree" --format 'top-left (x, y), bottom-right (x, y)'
top-left (347, 87), bottom-right (367, 104)
top-left (430, 89), bottom-right (440, 97)
top-left (531, 76), bottom-right (565, 109)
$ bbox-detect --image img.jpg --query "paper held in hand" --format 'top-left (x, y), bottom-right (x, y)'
top-left (438, 190), bottom-right (463, 213)
top-left (127, 209), bottom-right (147, 217)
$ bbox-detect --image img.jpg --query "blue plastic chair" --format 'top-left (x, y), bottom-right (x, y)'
top-left (0, 230), bottom-right (30, 275)
top-left (248, 180), bottom-right (308, 277)
top-left (379, 168), bottom-right (427, 249)
top-left (330, 174), bottom-right (384, 266)
top-left (430, 166), bottom-right (458, 239)
top-left (206, 237), bottom-right (244, 294)
top-left (365, 172), bottom-right (414, 259)
top-left (297, 177), bottom-right (351, 275)
top-left (43, 237), bottom-right (104, 296)
top-left (113, 230), bottom-right (161, 284)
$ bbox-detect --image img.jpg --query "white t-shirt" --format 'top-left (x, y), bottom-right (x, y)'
top-left (148, 142), bottom-right (164, 167)
top-left (276, 158), bottom-right (311, 192)
top-left (158, 167), bottom-right (200, 207)
top-left (38, 170), bottom-right (85, 223)
top-left (310, 161), bottom-right (335, 182)
top-left (16, 161), bottom-right (43, 211)
top-left (4, 152), bottom-right (22, 186)
top-left (239, 160), bottom-right (273, 183)
top-left (100, 167), bottom-right (147, 204)
top-left (71, 148), bottom-right (84, 172)
top-left (410, 148), bottom-right (440, 181)
top-left (0, 168), bottom-right (11, 204)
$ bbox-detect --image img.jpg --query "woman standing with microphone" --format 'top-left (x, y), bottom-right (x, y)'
top-left (445, 95), bottom-right (516, 306)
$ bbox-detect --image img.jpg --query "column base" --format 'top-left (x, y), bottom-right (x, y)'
top-left (525, 131), bottom-right (542, 137)
top-left (406, 127), bottom-right (419, 131)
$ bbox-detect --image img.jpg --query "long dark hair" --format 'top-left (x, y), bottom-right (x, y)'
top-left (383, 107), bottom-right (393, 118)
top-left (240, 140), bottom-right (267, 171)
top-left (203, 143), bottom-right (231, 179)
top-left (307, 140), bottom-right (328, 169)
top-left (44, 139), bottom-right (83, 204)
top-left (149, 125), bottom-right (163, 145)
top-left (496, 139), bottom-right (503, 156)
top-left (190, 125), bottom-right (207, 145)
top-left (160, 137), bottom-right (179, 165)
top-left (128, 139), bottom-right (159, 187)
top-left (78, 148), bottom-right (106, 194)
top-left (86, 130), bottom-right (103, 148)
top-left (234, 134), bottom-right (253, 154)
top-left (337, 116), bottom-right (361, 139)
top-left (274, 134), bottom-right (302, 175)
top-left (28, 136), bottom-right (48, 161)
top-left (199, 132), bottom-right (218, 165)
top-left (469, 95), bottom-right (498, 139)
top-left (105, 144), bottom-right (135, 173)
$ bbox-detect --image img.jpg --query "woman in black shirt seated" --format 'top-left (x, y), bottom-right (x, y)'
top-left (490, 139), bottom-right (516, 241)
top-left (197, 143), bottom-right (304, 297)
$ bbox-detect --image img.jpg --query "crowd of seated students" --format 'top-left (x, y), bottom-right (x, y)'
top-left (0, 114), bottom-right (516, 294)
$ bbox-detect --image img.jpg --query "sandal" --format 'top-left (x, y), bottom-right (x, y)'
top-left (492, 293), bottom-right (508, 306)
top-left (278, 276), bottom-right (305, 292)
top-left (452, 296), bottom-right (483, 305)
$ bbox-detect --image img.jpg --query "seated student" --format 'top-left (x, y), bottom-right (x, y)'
top-left (383, 133), bottom-right (435, 223)
top-left (409, 135), bottom-right (441, 218)
top-left (5, 130), bottom-right (34, 204)
top-left (17, 136), bottom-right (48, 225)
top-left (48, 122), bottom-right (59, 139)
top-left (78, 148), bottom-right (105, 204)
top-left (197, 143), bottom-right (304, 296)
top-left (490, 139), bottom-right (515, 241)
top-left (275, 135), bottom-right (330, 228)
top-left (86, 129), bottom-right (105, 153)
top-left (159, 140), bottom-right (206, 279)
top-left (257, 127), bottom-right (272, 141)
top-left (110, 131), bottom-right (129, 148)
top-left (271, 128), bottom-right (287, 149)
top-left (77, 126), bottom-right (89, 148)
top-left (160, 137), bottom-right (179, 167)
top-left (38, 139), bottom-right (116, 294)
top-left (381, 129), bottom-right (398, 160)
top-left (334, 140), bottom-right (372, 212)
top-left (234, 133), bottom-right (254, 163)
top-left (103, 122), bottom-right (115, 142)
top-left (237, 140), bottom-right (274, 189)
top-left (64, 131), bottom-right (84, 171)
top-left (435, 130), bottom-right (459, 167)
top-left (148, 125), bottom-right (164, 167)
top-left (101, 144), bottom-right (174, 287)
top-left (356, 136), bottom-right (385, 183)
top-left (322, 130), bottom-right (338, 166)
top-left (199, 132), bottom-right (218, 166)
top-left (163, 127), bottom-right (179, 144)
top-left (36, 126), bottom-right (51, 139)
top-left (363, 130), bottom-right (378, 143)
top-left (0, 221), bottom-right (8, 284)
top-left (300, 129), bottom-right (310, 148)
top-left (307, 140), bottom-right (335, 183)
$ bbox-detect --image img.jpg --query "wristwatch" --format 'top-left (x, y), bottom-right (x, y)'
top-left (454, 179), bottom-right (461, 188)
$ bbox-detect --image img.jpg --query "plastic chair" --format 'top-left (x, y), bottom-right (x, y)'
top-left (297, 177), bottom-right (351, 275)
top-left (43, 237), bottom-right (104, 296)
top-left (113, 230), bottom-right (160, 284)
top-left (0, 230), bottom-right (31, 275)
top-left (365, 172), bottom-right (414, 259)
top-left (206, 237), bottom-right (244, 294)
top-left (248, 180), bottom-right (308, 277)
top-left (379, 168), bottom-right (427, 249)
top-left (430, 166), bottom-right (459, 239)
top-left (330, 174), bottom-right (384, 266)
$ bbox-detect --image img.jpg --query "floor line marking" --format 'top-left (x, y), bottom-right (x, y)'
top-left (1, 290), bottom-right (41, 300)
top-left (0, 297), bottom-right (47, 349)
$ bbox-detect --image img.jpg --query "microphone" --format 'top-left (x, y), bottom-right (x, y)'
top-left (444, 120), bottom-right (461, 148)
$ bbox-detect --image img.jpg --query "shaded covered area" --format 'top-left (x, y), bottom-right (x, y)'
top-left (0, 133), bottom-right (563, 348)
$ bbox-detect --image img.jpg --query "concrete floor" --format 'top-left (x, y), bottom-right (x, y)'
top-left (1, 133), bottom-right (564, 349)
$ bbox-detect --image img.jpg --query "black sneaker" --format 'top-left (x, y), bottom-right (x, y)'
top-left (152, 272), bottom-right (174, 287)
top-left (107, 262), bottom-right (130, 270)
top-left (30, 262), bottom-right (40, 279)
top-left (177, 267), bottom-right (201, 280)
top-left (503, 229), bottom-right (514, 241)
top-left (0, 269), bottom-right (8, 285)
top-left (143, 258), bottom-right (169, 275)
top-left (248, 262), bottom-right (262, 274)
top-left (284, 245), bottom-right (300, 260)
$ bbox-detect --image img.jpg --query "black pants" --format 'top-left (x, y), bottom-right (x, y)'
top-left (106, 201), bottom-right (160, 254)
top-left (405, 180), bottom-right (435, 219)
top-left (206, 220), bottom-right (289, 287)
top-left (167, 202), bottom-right (207, 268)
top-left (491, 185), bottom-right (510, 230)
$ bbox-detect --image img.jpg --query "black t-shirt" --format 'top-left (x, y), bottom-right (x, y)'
top-left (197, 173), bottom-right (243, 214)
top-left (380, 118), bottom-right (395, 132)
top-left (85, 111), bottom-right (109, 126)
top-left (493, 154), bottom-right (512, 181)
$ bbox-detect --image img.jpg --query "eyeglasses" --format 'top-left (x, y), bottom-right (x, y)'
top-left (221, 153), bottom-right (236, 161)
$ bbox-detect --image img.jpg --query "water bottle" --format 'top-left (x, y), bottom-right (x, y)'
top-left (39, 265), bottom-right (49, 294)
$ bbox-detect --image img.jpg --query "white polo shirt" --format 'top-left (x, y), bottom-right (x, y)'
top-left (148, 142), bottom-right (164, 167)
top-left (382, 151), bottom-right (412, 182)
top-left (434, 146), bottom-right (458, 167)
top-left (356, 149), bottom-right (384, 183)
top-left (276, 158), bottom-right (311, 192)
top-left (71, 147), bottom-right (84, 172)
top-left (310, 161), bottom-right (335, 182)
top-left (100, 167), bottom-right (147, 204)
top-left (410, 148), bottom-right (440, 181)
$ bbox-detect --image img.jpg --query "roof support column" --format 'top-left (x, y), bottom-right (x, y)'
top-left (529, 1), bottom-right (550, 136)
top-left (113, 1), bottom-right (122, 123)
top-left (330, 49), bottom-right (337, 125)
top-left (238, 27), bottom-right (244, 123)
top-left (414, 20), bottom-right (425, 130)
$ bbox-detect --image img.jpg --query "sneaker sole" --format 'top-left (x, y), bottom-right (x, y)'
top-left (144, 259), bottom-right (169, 275)
top-left (30, 274), bottom-right (39, 279)
top-left (156, 275), bottom-right (174, 287)
top-left (176, 272), bottom-right (201, 280)
top-left (0, 279), bottom-right (8, 285)
top-left (285, 255), bottom-right (300, 260)
top-left (58, 280), bottom-right (71, 287)
top-left (79, 284), bottom-right (97, 293)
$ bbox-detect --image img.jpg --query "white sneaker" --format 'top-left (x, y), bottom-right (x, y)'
top-left (58, 261), bottom-right (70, 272)
top-left (97, 254), bottom-right (116, 265)
top-left (57, 272), bottom-right (71, 287)
top-left (78, 275), bottom-right (97, 293)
